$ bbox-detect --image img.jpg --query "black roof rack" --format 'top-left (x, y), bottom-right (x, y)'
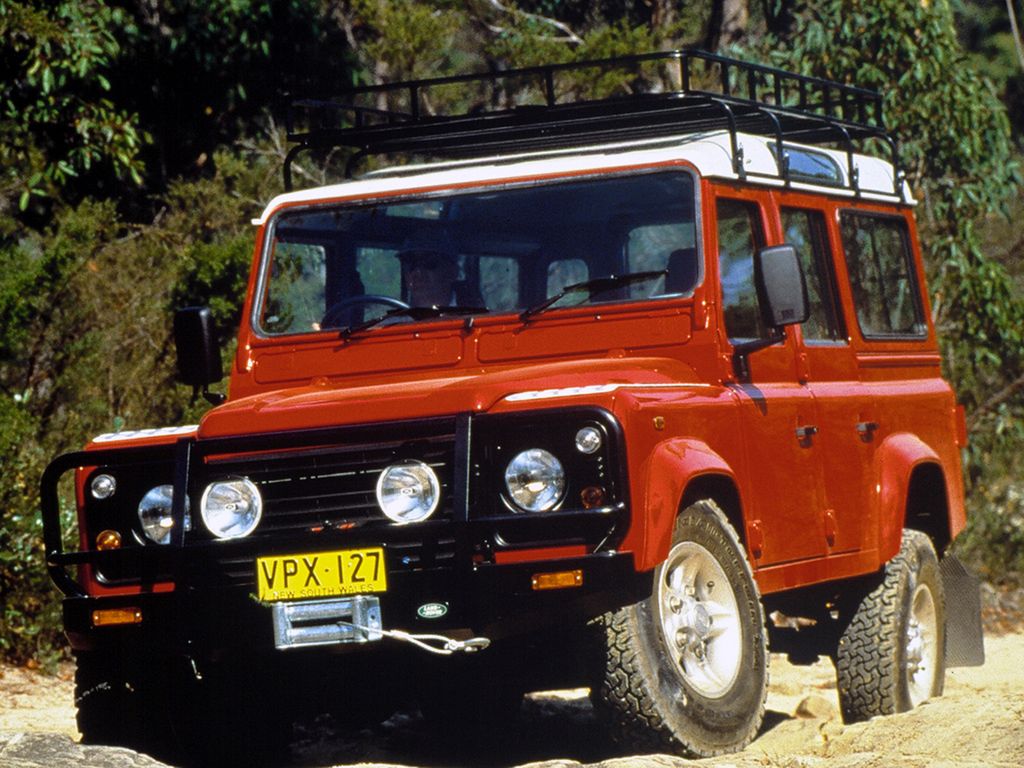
top-left (284, 49), bottom-right (902, 198)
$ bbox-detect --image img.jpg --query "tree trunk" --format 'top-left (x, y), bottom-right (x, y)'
top-left (705, 0), bottom-right (749, 51)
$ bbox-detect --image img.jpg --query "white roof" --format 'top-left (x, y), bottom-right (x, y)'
top-left (253, 131), bottom-right (913, 225)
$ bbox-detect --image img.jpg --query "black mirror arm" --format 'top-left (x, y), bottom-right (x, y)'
top-left (731, 327), bottom-right (787, 381)
top-left (191, 383), bottom-right (227, 406)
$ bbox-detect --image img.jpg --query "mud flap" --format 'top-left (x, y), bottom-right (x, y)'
top-left (940, 554), bottom-right (985, 667)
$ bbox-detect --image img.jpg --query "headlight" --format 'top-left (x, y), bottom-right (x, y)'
top-left (200, 477), bottom-right (262, 539)
top-left (137, 485), bottom-right (191, 545)
top-left (504, 449), bottom-right (565, 512)
top-left (91, 473), bottom-right (117, 499)
top-left (575, 426), bottom-right (603, 454)
top-left (376, 461), bottom-right (441, 524)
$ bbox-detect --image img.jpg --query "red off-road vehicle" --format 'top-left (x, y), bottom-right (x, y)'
top-left (42, 50), bottom-right (983, 763)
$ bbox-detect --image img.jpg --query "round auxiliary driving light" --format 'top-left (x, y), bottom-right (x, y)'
top-left (504, 449), bottom-right (566, 512)
top-left (376, 461), bottom-right (441, 524)
top-left (200, 478), bottom-right (262, 539)
top-left (575, 426), bottom-right (603, 455)
top-left (91, 473), bottom-right (117, 500)
top-left (138, 485), bottom-right (191, 545)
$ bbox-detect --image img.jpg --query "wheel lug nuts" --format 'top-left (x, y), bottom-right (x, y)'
top-left (669, 597), bottom-right (682, 613)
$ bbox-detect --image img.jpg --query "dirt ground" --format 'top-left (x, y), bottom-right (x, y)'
top-left (1, 590), bottom-right (1022, 768)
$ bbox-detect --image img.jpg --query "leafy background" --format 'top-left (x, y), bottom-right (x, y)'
top-left (1, 0), bottom-right (1022, 666)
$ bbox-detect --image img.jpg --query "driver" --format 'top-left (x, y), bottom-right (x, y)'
top-left (400, 248), bottom-right (459, 307)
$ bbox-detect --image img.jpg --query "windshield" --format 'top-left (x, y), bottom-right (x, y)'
top-left (257, 171), bottom-right (698, 336)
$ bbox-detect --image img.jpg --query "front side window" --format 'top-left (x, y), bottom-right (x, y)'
top-left (717, 198), bottom-right (766, 341)
top-left (839, 212), bottom-right (926, 339)
top-left (258, 172), bottom-right (697, 336)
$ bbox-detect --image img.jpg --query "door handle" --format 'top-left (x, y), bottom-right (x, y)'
top-left (795, 425), bottom-right (818, 441)
top-left (856, 421), bottom-right (879, 439)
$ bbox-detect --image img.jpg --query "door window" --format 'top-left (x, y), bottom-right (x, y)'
top-left (717, 198), bottom-right (766, 341)
top-left (781, 208), bottom-right (845, 343)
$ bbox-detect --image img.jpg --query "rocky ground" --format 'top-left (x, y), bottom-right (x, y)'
top-left (1, 585), bottom-right (1022, 768)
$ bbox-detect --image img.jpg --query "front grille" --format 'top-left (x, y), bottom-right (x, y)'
top-left (182, 420), bottom-right (461, 588)
top-left (198, 426), bottom-right (457, 535)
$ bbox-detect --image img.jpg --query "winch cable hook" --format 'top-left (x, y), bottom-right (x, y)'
top-left (342, 619), bottom-right (491, 655)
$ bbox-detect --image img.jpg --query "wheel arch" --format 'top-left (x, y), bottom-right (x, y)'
top-left (874, 433), bottom-right (952, 561)
top-left (637, 437), bottom-right (744, 571)
top-left (905, 462), bottom-right (952, 555)
top-left (681, 474), bottom-right (745, 549)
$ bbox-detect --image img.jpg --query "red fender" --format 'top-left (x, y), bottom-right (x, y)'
top-left (635, 437), bottom-right (738, 572)
top-left (873, 432), bottom-right (941, 562)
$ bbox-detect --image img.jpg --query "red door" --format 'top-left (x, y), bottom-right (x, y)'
top-left (712, 190), bottom-right (827, 566)
top-left (778, 200), bottom-right (872, 555)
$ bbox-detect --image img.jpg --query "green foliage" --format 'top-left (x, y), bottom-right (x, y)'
top-left (0, 142), bottom-right (277, 663)
top-left (101, 0), bottom-right (355, 189)
top-left (0, 0), bottom-right (147, 215)
top-left (0, 393), bottom-right (63, 666)
top-left (3, 0), bottom-right (1024, 665)
top-left (957, 474), bottom-right (1024, 583)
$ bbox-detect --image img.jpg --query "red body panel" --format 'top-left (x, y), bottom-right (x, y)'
top-left (76, 158), bottom-right (966, 600)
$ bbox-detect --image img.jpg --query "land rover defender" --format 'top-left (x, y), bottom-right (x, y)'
top-left (41, 50), bottom-right (984, 763)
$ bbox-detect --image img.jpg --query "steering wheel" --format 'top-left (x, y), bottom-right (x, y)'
top-left (321, 294), bottom-right (410, 329)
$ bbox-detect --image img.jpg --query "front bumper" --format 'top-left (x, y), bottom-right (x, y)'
top-left (44, 409), bottom-right (640, 658)
top-left (62, 551), bottom-right (646, 657)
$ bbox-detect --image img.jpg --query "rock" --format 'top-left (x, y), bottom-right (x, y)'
top-left (794, 694), bottom-right (836, 720)
top-left (0, 732), bottom-right (171, 768)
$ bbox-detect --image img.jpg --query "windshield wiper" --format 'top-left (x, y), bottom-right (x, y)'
top-left (519, 270), bottom-right (668, 322)
top-left (341, 305), bottom-right (488, 340)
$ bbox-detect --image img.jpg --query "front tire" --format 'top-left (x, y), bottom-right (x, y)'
top-left (836, 528), bottom-right (946, 723)
top-left (592, 500), bottom-right (768, 757)
top-left (75, 652), bottom-right (146, 750)
top-left (76, 652), bottom-right (290, 767)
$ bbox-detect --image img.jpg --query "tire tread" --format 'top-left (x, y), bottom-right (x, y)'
top-left (836, 529), bottom-right (945, 723)
top-left (593, 500), bottom-right (768, 757)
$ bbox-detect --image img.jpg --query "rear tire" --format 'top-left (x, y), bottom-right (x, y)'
top-left (592, 500), bottom-right (768, 757)
top-left (836, 529), bottom-right (946, 723)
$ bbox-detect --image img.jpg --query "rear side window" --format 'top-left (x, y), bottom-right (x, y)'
top-left (839, 213), bottom-right (926, 339)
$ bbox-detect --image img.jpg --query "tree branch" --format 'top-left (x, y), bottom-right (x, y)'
top-left (968, 372), bottom-right (1024, 429)
top-left (477, 0), bottom-right (583, 44)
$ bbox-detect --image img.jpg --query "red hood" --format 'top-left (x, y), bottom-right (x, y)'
top-left (198, 357), bottom-right (697, 438)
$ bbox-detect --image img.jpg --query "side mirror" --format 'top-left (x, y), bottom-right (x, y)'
top-left (174, 306), bottom-right (225, 405)
top-left (732, 245), bottom-right (809, 381)
top-left (755, 244), bottom-right (809, 328)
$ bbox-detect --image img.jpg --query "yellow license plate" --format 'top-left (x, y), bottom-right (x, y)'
top-left (256, 547), bottom-right (387, 602)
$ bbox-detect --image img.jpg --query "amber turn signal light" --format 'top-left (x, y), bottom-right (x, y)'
top-left (580, 485), bottom-right (606, 509)
top-left (531, 569), bottom-right (583, 590)
top-left (91, 608), bottom-right (142, 627)
top-left (95, 529), bottom-right (122, 550)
